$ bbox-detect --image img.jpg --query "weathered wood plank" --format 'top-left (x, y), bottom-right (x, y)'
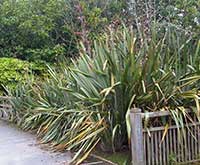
top-left (173, 129), bottom-right (177, 162)
top-left (141, 109), bottom-right (192, 118)
top-left (147, 133), bottom-right (151, 165)
top-left (154, 132), bottom-right (159, 165)
top-left (143, 122), bottom-right (200, 132)
top-left (130, 108), bottom-right (145, 165)
top-left (151, 132), bottom-right (154, 165)
top-left (166, 131), bottom-right (169, 164)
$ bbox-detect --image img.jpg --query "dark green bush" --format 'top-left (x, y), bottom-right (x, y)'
top-left (0, 0), bottom-right (127, 62)
top-left (0, 0), bottom-right (78, 62)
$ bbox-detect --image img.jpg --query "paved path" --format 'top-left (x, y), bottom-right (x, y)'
top-left (0, 120), bottom-right (71, 165)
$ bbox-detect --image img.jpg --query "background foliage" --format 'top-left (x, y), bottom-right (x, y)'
top-left (0, 0), bottom-right (199, 63)
top-left (157, 0), bottom-right (200, 32)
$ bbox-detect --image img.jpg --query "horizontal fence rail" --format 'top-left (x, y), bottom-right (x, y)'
top-left (130, 108), bottom-right (200, 165)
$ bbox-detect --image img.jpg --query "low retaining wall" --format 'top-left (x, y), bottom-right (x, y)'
top-left (0, 96), bottom-right (12, 120)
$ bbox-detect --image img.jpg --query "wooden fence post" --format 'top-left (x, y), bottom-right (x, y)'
top-left (130, 108), bottom-right (145, 165)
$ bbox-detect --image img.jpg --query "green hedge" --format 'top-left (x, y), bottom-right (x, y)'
top-left (0, 58), bottom-right (46, 94)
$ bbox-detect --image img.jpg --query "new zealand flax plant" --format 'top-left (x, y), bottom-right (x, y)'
top-left (67, 27), bottom-right (200, 151)
top-left (5, 27), bottom-right (200, 164)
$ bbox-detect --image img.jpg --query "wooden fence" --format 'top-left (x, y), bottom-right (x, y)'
top-left (0, 96), bottom-right (12, 120)
top-left (130, 108), bottom-right (200, 165)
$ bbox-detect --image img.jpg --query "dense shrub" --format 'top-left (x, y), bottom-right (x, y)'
top-left (0, 0), bottom-right (128, 62)
top-left (66, 0), bottom-right (126, 32)
top-left (0, 0), bottom-right (78, 62)
top-left (0, 58), bottom-right (46, 94)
